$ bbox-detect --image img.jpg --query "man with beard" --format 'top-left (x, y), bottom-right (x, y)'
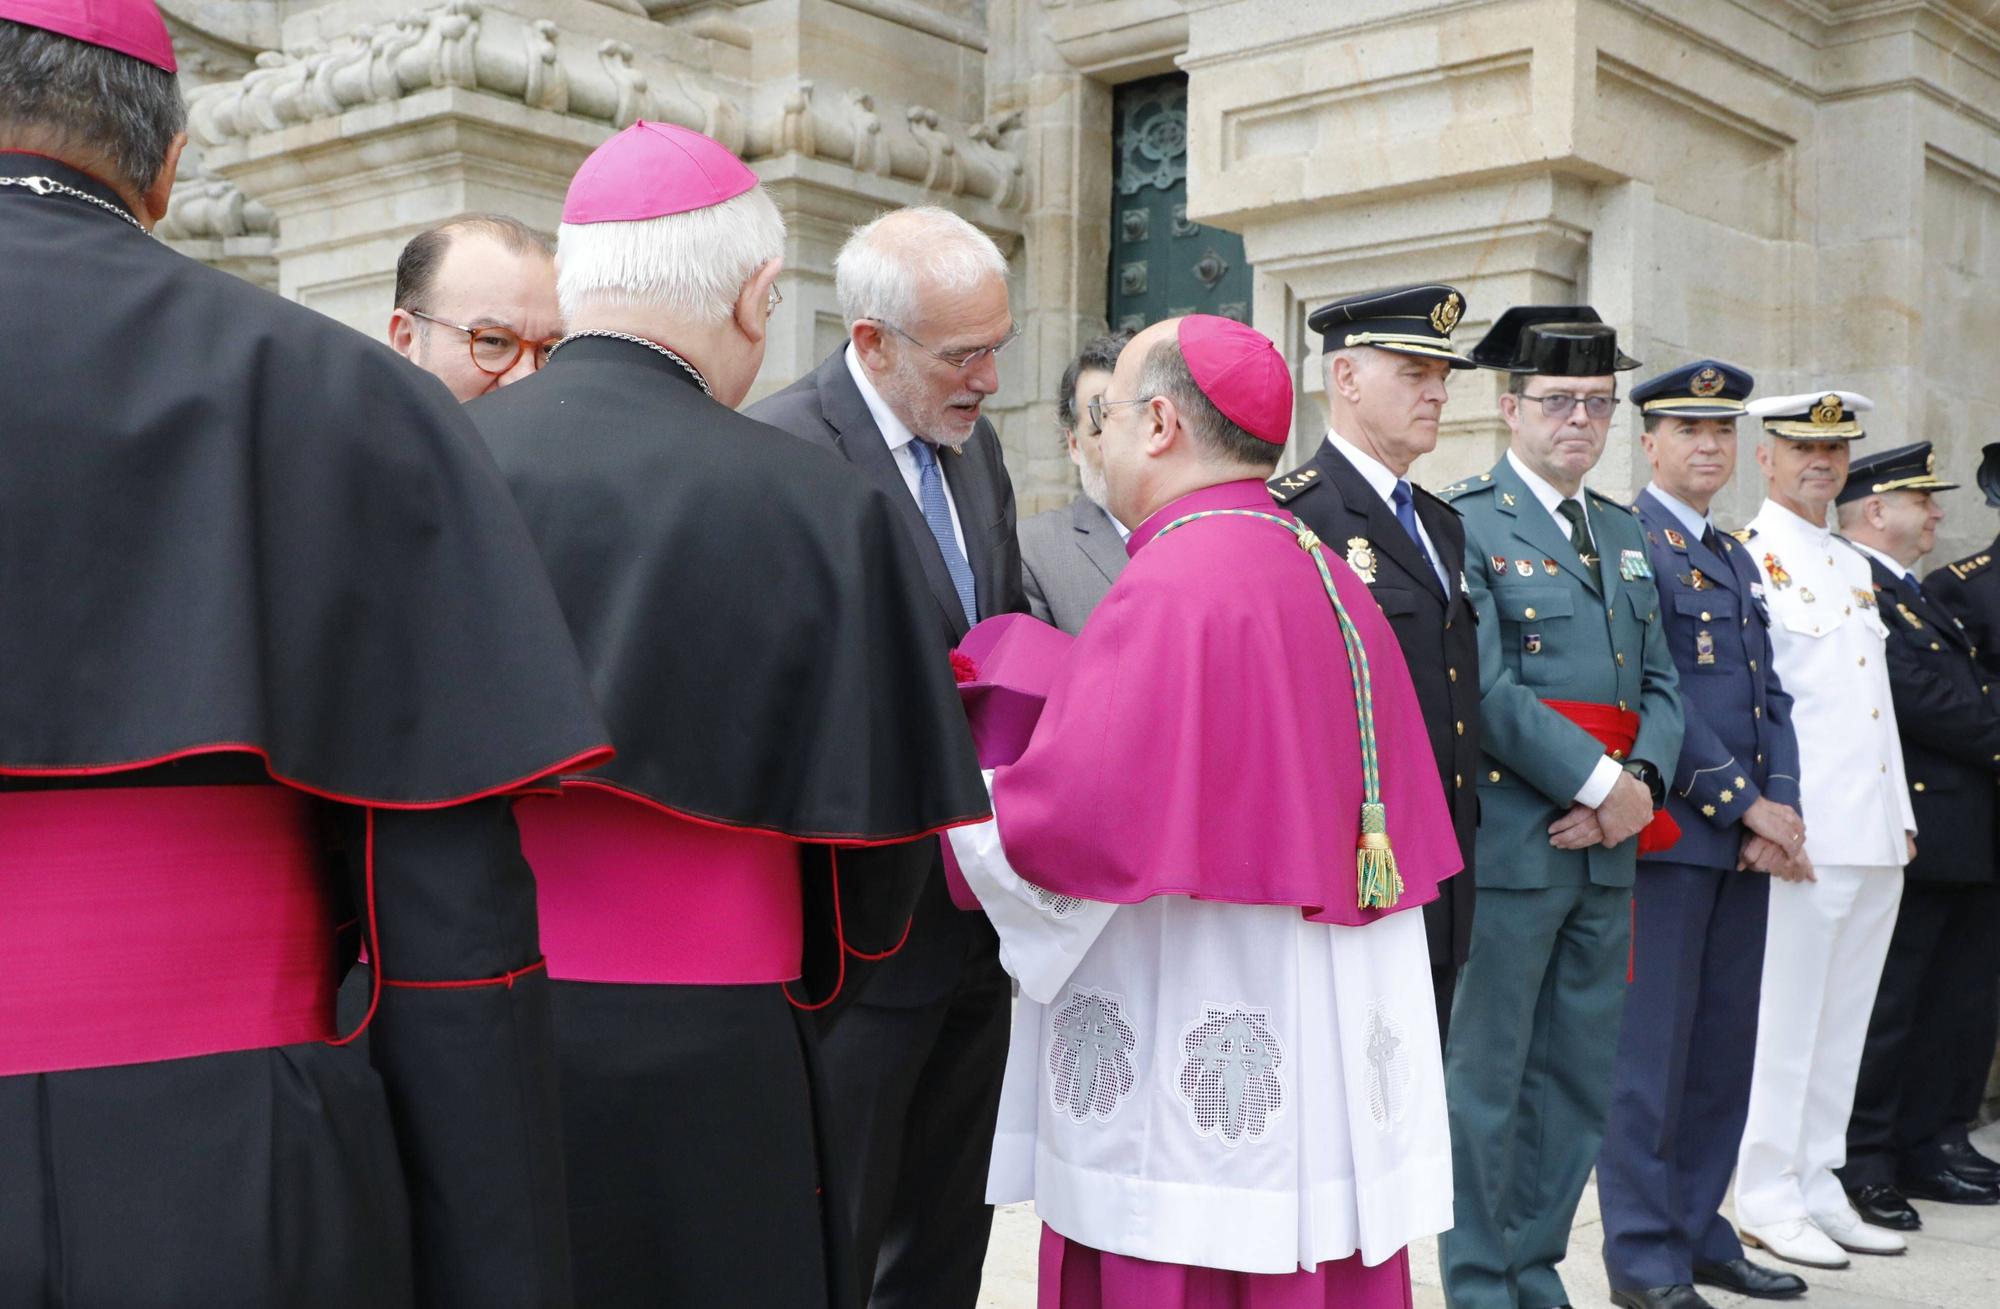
top-left (388, 213), bottom-right (562, 402)
top-left (750, 204), bottom-right (1026, 1309)
top-left (470, 124), bottom-right (988, 1307)
top-left (1597, 361), bottom-right (1810, 1309)
top-left (0, 4), bottom-right (610, 1304)
top-left (1733, 392), bottom-right (1913, 1268)
top-left (1020, 332), bottom-right (1131, 635)
top-left (1438, 306), bottom-right (1682, 1309)
top-left (1268, 282), bottom-right (1481, 1040)
top-left (1837, 443), bottom-right (2000, 1222)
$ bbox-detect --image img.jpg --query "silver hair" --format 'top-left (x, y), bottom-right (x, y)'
top-left (1138, 336), bottom-right (1276, 468)
top-left (834, 205), bottom-right (1008, 328)
top-left (0, 21), bottom-right (185, 192)
top-left (556, 184), bottom-right (786, 324)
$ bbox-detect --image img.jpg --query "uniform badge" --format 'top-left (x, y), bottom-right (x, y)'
top-left (1542, 558), bottom-right (1560, 576)
top-left (1762, 553), bottom-right (1792, 588)
top-left (1897, 603), bottom-right (1923, 629)
top-left (1664, 528), bottom-right (1687, 550)
top-left (1524, 632), bottom-right (1542, 655)
top-left (1689, 568), bottom-right (1710, 590)
top-left (1855, 587), bottom-right (1878, 610)
top-left (1429, 291), bottom-right (1463, 334)
top-left (1491, 554), bottom-right (1508, 574)
top-left (1750, 581), bottom-right (1765, 599)
top-left (1811, 393), bottom-right (1845, 426)
top-left (1501, 492), bottom-right (1517, 507)
top-left (1345, 536), bottom-right (1379, 584)
top-left (1619, 548), bottom-right (1652, 581)
top-left (1696, 629), bottom-right (1716, 665)
top-left (1691, 366), bottom-right (1725, 398)
top-left (1514, 559), bottom-right (1535, 578)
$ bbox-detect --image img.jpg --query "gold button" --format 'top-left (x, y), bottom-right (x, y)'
top-left (1931, 641), bottom-right (1941, 651)
top-left (1608, 607), bottom-right (1617, 618)
top-left (1701, 611), bottom-right (1712, 622)
top-left (1456, 773), bottom-right (1464, 788)
top-left (1616, 653), bottom-right (1625, 666)
top-left (1880, 763), bottom-right (1887, 773)
top-left (1871, 708), bottom-right (1880, 718)
top-left (1750, 660), bottom-right (1758, 671)
top-left (1858, 656), bottom-right (1866, 666)
top-left (1915, 782), bottom-right (1927, 792)
top-left (1754, 706), bottom-right (1762, 717)
top-left (1844, 606), bottom-right (1852, 615)
top-left (1756, 753), bottom-right (1765, 763)
top-left (1455, 721), bottom-right (1465, 736)
top-left (1449, 667), bottom-right (1458, 683)
top-left (1489, 770), bottom-right (1502, 782)
top-left (1525, 607), bottom-right (1537, 619)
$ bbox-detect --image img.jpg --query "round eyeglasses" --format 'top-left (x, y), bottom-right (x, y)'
top-left (1520, 391), bottom-right (1621, 421)
top-left (408, 309), bottom-right (563, 376)
top-left (1086, 393), bottom-right (1154, 433)
top-left (871, 320), bottom-right (1021, 372)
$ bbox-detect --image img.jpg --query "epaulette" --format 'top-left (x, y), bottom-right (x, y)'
top-left (1437, 471), bottom-right (1496, 503)
top-left (1586, 488), bottom-right (1634, 517)
top-left (1266, 466), bottom-right (1321, 504)
top-left (1412, 482), bottom-right (1464, 516)
top-left (1730, 527), bottom-right (1756, 544)
top-left (1946, 551), bottom-right (1994, 582)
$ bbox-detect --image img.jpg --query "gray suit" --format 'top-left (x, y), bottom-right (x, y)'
top-left (1019, 494), bottom-right (1127, 635)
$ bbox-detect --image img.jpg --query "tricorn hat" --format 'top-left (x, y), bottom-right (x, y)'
top-left (1470, 305), bottom-right (1640, 376)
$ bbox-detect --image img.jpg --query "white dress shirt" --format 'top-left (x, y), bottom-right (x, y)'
top-left (844, 343), bottom-right (967, 557)
top-left (1848, 538), bottom-right (1914, 585)
top-left (1746, 499), bottom-right (1915, 865)
top-left (1645, 482), bottom-right (1714, 544)
top-left (1506, 449), bottom-right (1626, 808)
top-left (1325, 430), bottom-right (1447, 593)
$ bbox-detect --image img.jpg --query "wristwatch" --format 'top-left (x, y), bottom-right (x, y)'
top-left (1623, 759), bottom-right (1664, 809)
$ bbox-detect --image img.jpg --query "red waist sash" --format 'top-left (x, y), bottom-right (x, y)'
top-left (514, 785), bottom-right (803, 985)
top-left (0, 785), bottom-right (336, 1078)
top-left (1541, 699), bottom-right (1681, 855)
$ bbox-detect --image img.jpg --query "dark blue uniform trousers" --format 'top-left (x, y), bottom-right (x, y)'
top-left (1597, 861), bottom-right (1769, 1290)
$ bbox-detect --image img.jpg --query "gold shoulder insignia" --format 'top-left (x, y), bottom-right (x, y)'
top-left (1730, 527), bottom-right (1756, 544)
top-left (1951, 552), bottom-right (1993, 581)
top-left (1266, 466), bottom-right (1320, 502)
top-left (1587, 491), bottom-right (1635, 518)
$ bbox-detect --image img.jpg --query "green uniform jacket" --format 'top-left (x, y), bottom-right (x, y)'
top-left (1441, 457), bottom-right (1683, 889)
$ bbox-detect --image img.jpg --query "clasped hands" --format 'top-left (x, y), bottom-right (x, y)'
top-left (1547, 778), bottom-right (1815, 880)
top-left (1548, 771), bottom-right (1654, 851)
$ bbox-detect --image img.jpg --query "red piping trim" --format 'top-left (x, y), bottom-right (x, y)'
top-left (845, 915), bottom-right (913, 962)
top-left (383, 958), bottom-right (549, 990)
top-left (329, 810), bottom-right (382, 1047)
top-left (559, 777), bottom-right (987, 847)
top-left (0, 742), bottom-right (614, 811)
top-left (784, 850), bottom-right (847, 1013)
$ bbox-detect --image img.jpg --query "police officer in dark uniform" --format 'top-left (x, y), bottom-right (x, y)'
top-left (1597, 361), bottom-right (1809, 1309)
top-left (1929, 442), bottom-right (2000, 682)
top-left (1269, 283), bottom-right (1480, 1039)
top-left (1838, 442), bottom-right (2000, 1222)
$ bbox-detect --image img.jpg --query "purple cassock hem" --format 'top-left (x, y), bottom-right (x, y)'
top-left (1037, 1227), bottom-right (1415, 1309)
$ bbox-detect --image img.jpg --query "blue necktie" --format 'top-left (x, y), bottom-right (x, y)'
top-left (1392, 480), bottom-right (1440, 591)
top-left (909, 438), bottom-right (978, 628)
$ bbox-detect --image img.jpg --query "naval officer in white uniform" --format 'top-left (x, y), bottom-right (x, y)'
top-left (1733, 390), bottom-right (1914, 1270)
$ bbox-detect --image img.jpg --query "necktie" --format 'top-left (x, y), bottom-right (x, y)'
top-left (1701, 524), bottom-right (1721, 557)
top-left (1391, 480), bottom-right (1440, 592)
top-left (1557, 497), bottom-right (1596, 564)
top-left (909, 438), bottom-right (978, 628)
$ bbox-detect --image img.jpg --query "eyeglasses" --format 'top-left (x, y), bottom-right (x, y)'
top-left (408, 309), bottom-right (562, 376)
top-left (1087, 394), bottom-right (1154, 433)
top-left (871, 320), bottom-right (1021, 371)
top-left (1520, 391), bottom-right (1620, 421)
top-left (767, 283), bottom-right (783, 315)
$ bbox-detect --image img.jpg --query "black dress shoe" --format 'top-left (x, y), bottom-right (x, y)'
top-left (1847, 1182), bottom-right (1922, 1230)
top-left (1936, 1138), bottom-right (2000, 1184)
top-left (1693, 1257), bottom-right (1807, 1299)
top-left (1610, 1287), bottom-right (1714, 1309)
top-left (1900, 1166), bottom-right (2000, 1205)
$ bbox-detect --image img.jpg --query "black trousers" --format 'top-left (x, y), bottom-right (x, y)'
top-left (817, 887), bottom-right (1012, 1309)
top-left (1844, 882), bottom-right (2000, 1187)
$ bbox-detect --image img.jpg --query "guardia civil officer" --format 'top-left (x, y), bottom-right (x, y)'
top-left (1837, 443), bottom-right (2000, 1224)
top-left (1268, 283), bottom-right (1480, 1039)
top-left (1596, 361), bottom-right (1809, 1309)
top-left (1438, 307), bottom-right (1683, 1309)
top-left (1734, 392), bottom-right (1913, 1268)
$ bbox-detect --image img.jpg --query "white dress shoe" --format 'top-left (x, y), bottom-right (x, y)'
top-left (1738, 1216), bottom-right (1852, 1268)
top-left (1811, 1204), bottom-right (1908, 1255)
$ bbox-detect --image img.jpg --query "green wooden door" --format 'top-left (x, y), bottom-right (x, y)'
top-left (1108, 74), bottom-right (1253, 333)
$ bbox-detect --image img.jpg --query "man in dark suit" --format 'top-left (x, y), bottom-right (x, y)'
top-left (1599, 361), bottom-right (1809, 1309)
top-left (747, 204), bottom-right (1025, 1309)
top-left (1268, 283), bottom-right (1480, 1040)
top-left (1838, 443), bottom-right (2000, 1222)
top-left (1020, 332), bottom-right (1130, 635)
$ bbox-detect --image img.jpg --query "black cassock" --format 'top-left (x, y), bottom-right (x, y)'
top-left (0, 154), bottom-right (608, 1308)
top-left (470, 337), bottom-right (988, 1308)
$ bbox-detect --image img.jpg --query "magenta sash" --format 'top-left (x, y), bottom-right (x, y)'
top-left (515, 785), bottom-right (803, 985)
top-left (0, 785), bottom-right (336, 1078)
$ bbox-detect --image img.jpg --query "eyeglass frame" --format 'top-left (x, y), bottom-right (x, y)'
top-left (1086, 393), bottom-right (1156, 434)
top-left (406, 308), bottom-right (563, 377)
top-left (1517, 389), bottom-right (1622, 421)
top-left (867, 319), bottom-right (1021, 372)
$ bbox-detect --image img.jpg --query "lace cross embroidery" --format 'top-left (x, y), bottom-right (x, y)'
top-left (1176, 1004), bottom-right (1285, 1145)
top-left (1048, 987), bottom-right (1139, 1123)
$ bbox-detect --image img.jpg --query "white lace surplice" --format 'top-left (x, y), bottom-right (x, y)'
top-left (949, 802), bottom-right (1452, 1276)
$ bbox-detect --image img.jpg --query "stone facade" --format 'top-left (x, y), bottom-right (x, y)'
top-left (158, 0), bottom-right (2000, 554)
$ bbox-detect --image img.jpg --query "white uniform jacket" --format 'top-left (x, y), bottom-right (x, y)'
top-left (1743, 500), bottom-right (1915, 866)
top-left (948, 783), bottom-right (1452, 1275)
